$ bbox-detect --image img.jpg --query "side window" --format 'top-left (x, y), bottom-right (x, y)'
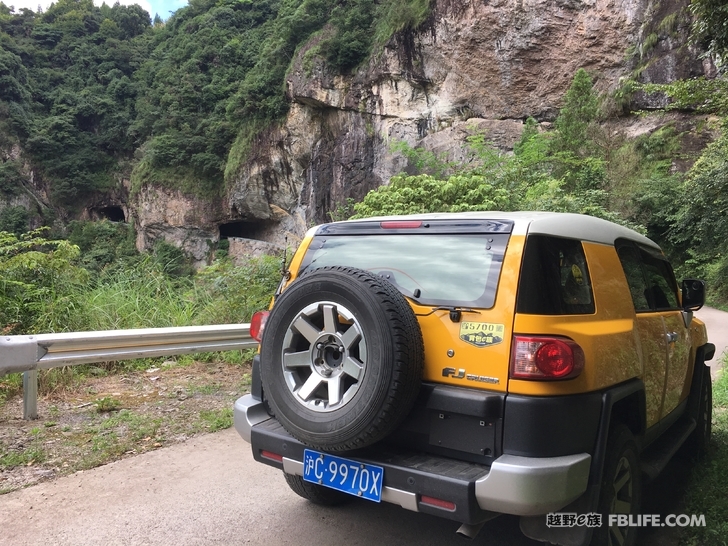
top-left (639, 248), bottom-right (680, 310)
top-left (616, 240), bottom-right (679, 312)
top-left (517, 235), bottom-right (595, 315)
top-left (616, 244), bottom-right (651, 312)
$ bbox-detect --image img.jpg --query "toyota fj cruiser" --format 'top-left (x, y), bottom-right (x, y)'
top-left (234, 212), bottom-right (715, 546)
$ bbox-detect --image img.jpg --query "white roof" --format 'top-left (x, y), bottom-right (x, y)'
top-left (341, 211), bottom-right (660, 249)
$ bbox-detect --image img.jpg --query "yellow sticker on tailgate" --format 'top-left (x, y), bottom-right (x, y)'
top-left (459, 322), bottom-right (505, 348)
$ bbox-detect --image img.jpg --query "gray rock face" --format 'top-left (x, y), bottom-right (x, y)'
top-left (133, 0), bottom-right (714, 257)
top-left (134, 185), bottom-right (227, 266)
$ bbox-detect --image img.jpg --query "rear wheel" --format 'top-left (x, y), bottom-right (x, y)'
top-left (260, 266), bottom-right (424, 451)
top-left (594, 425), bottom-right (642, 546)
top-left (283, 473), bottom-right (350, 506)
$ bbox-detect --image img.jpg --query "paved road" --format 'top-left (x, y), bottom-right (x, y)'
top-left (1, 307), bottom-right (725, 546)
top-left (696, 306), bottom-right (728, 375)
top-left (0, 428), bottom-right (539, 546)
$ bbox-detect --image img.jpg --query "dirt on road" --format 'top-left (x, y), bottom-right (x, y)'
top-left (0, 359), bottom-right (251, 493)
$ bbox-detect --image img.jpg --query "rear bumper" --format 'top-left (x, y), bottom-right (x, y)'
top-left (234, 394), bottom-right (591, 522)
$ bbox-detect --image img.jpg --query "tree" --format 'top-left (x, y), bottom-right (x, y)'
top-left (552, 68), bottom-right (600, 157)
top-left (670, 119), bottom-right (728, 301)
top-left (0, 206), bottom-right (29, 235)
top-left (690, 0), bottom-right (728, 57)
top-left (354, 129), bottom-right (636, 231)
top-left (0, 228), bottom-right (88, 334)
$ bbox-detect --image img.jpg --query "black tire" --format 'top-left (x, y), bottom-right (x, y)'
top-left (260, 266), bottom-right (424, 451)
top-left (593, 425), bottom-right (642, 546)
top-left (683, 365), bottom-right (712, 460)
top-left (284, 473), bottom-right (350, 506)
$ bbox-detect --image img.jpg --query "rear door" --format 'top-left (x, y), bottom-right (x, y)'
top-left (616, 243), bottom-right (668, 428)
top-left (297, 218), bottom-right (518, 392)
top-left (616, 241), bottom-right (691, 425)
top-left (637, 246), bottom-right (691, 418)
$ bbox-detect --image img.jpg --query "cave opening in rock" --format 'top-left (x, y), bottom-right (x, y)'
top-left (219, 220), bottom-right (271, 241)
top-left (98, 206), bottom-right (126, 222)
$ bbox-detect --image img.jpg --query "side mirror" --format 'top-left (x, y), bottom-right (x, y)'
top-left (682, 279), bottom-right (706, 311)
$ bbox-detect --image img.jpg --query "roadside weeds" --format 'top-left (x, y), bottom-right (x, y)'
top-left (0, 359), bottom-right (250, 494)
top-left (680, 361), bottom-right (728, 546)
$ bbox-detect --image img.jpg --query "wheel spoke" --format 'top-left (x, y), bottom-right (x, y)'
top-left (614, 470), bottom-right (630, 493)
top-left (283, 351), bottom-right (312, 368)
top-left (322, 304), bottom-right (339, 334)
top-left (282, 300), bottom-right (368, 413)
top-left (342, 356), bottom-right (363, 380)
top-left (293, 315), bottom-right (321, 344)
top-left (609, 525), bottom-right (626, 546)
top-left (340, 324), bottom-right (362, 351)
top-left (297, 374), bottom-right (324, 401)
top-left (327, 376), bottom-right (342, 406)
top-left (613, 499), bottom-right (632, 514)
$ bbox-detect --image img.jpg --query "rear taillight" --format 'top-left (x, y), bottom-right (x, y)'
top-left (510, 336), bottom-right (584, 380)
top-left (250, 311), bottom-right (269, 343)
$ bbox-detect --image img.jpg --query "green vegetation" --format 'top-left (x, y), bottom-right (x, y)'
top-left (199, 407), bottom-right (233, 432)
top-left (0, 222), bottom-right (281, 401)
top-left (0, 444), bottom-right (45, 468)
top-left (638, 78), bottom-right (728, 114)
top-left (0, 205), bottom-right (29, 234)
top-left (1, 0), bottom-right (434, 205)
top-left (690, 0), bottom-right (728, 58)
top-left (354, 69), bottom-right (647, 230)
top-left (682, 365), bottom-right (728, 546)
top-left (0, 228), bottom-right (89, 335)
top-left (0, 0), bottom-right (153, 207)
top-left (354, 68), bottom-right (728, 305)
top-left (94, 396), bottom-right (122, 412)
top-left (67, 220), bottom-right (138, 272)
top-left (669, 121), bottom-right (728, 303)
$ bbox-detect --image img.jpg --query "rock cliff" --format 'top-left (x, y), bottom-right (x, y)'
top-left (211, 0), bottom-right (713, 259)
top-left (3, 0), bottom-right (711, 263)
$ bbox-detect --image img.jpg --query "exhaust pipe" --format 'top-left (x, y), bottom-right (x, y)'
top-left (456, 522), bottom-right (485, 539)
top-left (456, 512), bottom-right (500, 539)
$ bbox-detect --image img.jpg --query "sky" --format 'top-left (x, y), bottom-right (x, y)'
top-left (4, 0), bottom-right (188, 22)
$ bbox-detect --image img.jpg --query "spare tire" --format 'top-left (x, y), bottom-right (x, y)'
top-left (260, 266), bottom-right (424, 451)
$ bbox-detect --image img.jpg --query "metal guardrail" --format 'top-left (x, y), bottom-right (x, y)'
top-left (0, 324), bottom-right (257, 420)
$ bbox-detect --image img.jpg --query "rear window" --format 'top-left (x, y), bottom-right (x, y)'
top-left (298, 232), bottom-right (510, 309)
top-left (516, 235), bottom-right (595, 315)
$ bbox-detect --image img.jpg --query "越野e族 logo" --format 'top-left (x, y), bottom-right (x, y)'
top-left (459, 322), bottom-right (505, 347)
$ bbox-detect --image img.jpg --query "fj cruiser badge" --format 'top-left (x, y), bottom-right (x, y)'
top-left (459, 322), bottom-right (504, 347)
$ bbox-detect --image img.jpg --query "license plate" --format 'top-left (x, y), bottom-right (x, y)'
top-left (303, 449), bottom-right (384, 502)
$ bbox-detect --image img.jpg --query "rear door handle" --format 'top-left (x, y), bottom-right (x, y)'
top-left (666, 332), bottom-right (678, 343)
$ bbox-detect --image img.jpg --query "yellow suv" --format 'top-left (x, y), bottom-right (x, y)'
top-left (234, 212), bottom-right (715, 546)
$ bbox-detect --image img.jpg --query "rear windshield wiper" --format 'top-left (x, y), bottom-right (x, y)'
top-left (415, 306), bottom-right (481, 323)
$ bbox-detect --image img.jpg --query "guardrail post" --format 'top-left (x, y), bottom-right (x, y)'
top-left (23, 370), bottom-right (38, 420)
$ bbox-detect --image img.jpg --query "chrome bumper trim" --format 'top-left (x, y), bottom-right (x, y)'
top-left (233, 394), bottom-right (271, 443)
top-left (475, 453), bottom-right (591, 516)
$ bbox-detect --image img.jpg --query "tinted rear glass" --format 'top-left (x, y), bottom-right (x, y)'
top-left (516, 235), bottom-right (595, 315)
top-left (298, 233), bottom-right (509, 308)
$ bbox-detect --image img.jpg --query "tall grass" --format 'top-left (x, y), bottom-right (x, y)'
top-left (0, 254), bottom-right (281, 402)
top-left (81, 258), bottom-right (198, 330)
top-left (193, 254), bottom-right (281, 325)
